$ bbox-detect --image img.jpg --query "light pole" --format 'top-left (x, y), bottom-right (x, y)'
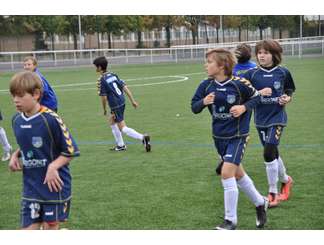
top-left (78, 15), bottom-right (82, 51)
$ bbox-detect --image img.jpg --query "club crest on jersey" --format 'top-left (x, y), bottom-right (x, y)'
top-left (32, 137), bottom-right (43, 148)
top-left (273, 81), bottom-right (281, 90)
top-left (226, 94), bottom-right (236, 104)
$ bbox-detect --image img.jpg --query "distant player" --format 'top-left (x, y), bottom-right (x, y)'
top-left (233, 43), bottom-right (257, 77)
top-left (0, 111), bottom-right (12, 161)
top-left (243, 39), bottom-right (295, 208)
top-left (23, 56), bottom-right (58, 112)
top-left (191, 48), bottom-right (268, 230)
top-left (9, 71), bottom-right (79, 229)
top-left (93, 56), bottom-right (151, 152)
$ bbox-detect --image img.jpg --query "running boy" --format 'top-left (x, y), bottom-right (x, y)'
top-left (9, 71), bottom-right (79, 229)
top-left (93, 56), bottom-right (151, 152)
top-left (243, 39), bottom-right (295, 208)
top-left (191, 48), bottom-right (268, 230)
top-left (23, 56), bottom-right (58, 112)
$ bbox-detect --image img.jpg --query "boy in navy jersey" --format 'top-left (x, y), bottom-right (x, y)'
top-left (233, 43), bottom-right (257, 78)
top-left (244, 40), bottom-right (295, 208)
top-left (93, 56), bottom-right (151, 152)
top-left (9, 71), bottom-right (80, 230)
top-left (23, 56), bottom-right (58, 112)
top-left (0, 111), bottom-right (12, 161)
top-left (191, 48), bottom-right (268, 230)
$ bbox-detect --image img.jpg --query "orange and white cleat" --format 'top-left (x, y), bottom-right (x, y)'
top-left (280, 176), bottom-right (293, 201)
top-left (267, 192), bottom-right (281, 208)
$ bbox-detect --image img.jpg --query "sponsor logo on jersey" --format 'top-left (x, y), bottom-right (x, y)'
top-left (261, 96), bottom-right (279, 104)
top-left (32, 137), bottom-right (43, 148)
top-left (22, 158), bottom-right (47, 168)
top-left (27, 150), bottom-right (33, 158)
top-left (263, 74), bottom-right (273, 77)
top-left (224, 154), bottom-right (233, 158)
top-left (273, 81), bottom-right (281, 90)
top-left (20, 125), bottom-right (32, 128)
top-left (227, 94), bottom-right (236, 104)
top-left (216, 88), bottom-right (226, 91)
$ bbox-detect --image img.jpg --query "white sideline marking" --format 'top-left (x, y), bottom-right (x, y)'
top-left (0, 72), bottom-right (204, 94)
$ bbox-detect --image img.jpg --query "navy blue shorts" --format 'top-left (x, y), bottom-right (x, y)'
top-left (213, 136), bottom-right (249, 165)
top-left (20, 200), bottom-right (71, 228)
top-left (257, 126), bottom-right (284, 146)
top-left (111, 105), bottom-right (125, 123)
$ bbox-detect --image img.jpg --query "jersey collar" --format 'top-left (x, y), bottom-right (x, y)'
top-left (259, 66), bottom-right (278, 73)
top-left (214, 76), bottom-right (233, 86)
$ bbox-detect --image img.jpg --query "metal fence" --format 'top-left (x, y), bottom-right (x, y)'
top-left (0, 37), bottom-right (323, 71)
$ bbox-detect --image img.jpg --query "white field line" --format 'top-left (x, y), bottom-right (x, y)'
top-left (0, 72), bottom-right (204, 94)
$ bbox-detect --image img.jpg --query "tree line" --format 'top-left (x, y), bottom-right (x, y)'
top-left (0, 15), bottom-right (321, 51)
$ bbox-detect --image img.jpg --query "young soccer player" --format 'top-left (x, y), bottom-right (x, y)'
top-left (191, 48), bottom-right (268, 230)
top-left (0, 111), bottom-right (12, 161)
top-left (9, 71), bottom-right (79, 230)
top-left (243, 39), bottom-right (295, 208)
top-left (93, 56), bottom-right (151, 152)
top-left (233, 43), bottom-right (257, 78)
top-left (23, 56), bottom-right (58, 112)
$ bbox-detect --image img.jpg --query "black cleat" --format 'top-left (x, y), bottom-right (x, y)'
top-left (142, 134), bottom-right (151, 152)
top-left (215, 160), bottom-right (224, 175)
top-left (256, 197), bottom-right (269, 228)
top-left (214, 219), bottom-right (237, 230)
top-left (110, 145), bottom-right (127, 151)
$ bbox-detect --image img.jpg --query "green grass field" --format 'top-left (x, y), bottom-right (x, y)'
top-left (0, 57), bottom-right (324, 230)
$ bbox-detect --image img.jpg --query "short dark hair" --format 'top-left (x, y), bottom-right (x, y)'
top-left (235, 43), bottom-right (252, 63)
top-left (93, 56), bottom-right (108, 71)
top-left (255, 39), bottom-right (283, 66)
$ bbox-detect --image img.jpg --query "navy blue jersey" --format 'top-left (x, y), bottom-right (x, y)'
top-left (97, 72), bottom-right (126, 110)
top-left (191, 76), bottom-right (260, 139)
top-left (12, 107), bottom-right (80, 203)
top-left (35, 68), bottom-right (58, 111)
top-left (233, 61), bottom-right (257, 78)
top-left (243, 66), bottom-right (296, 127)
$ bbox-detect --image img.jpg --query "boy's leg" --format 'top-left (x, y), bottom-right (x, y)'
top-left (277, 156), bottom-right (293, 200)
top-left (0, 127), bottom-right (11, 161)
top-left (21, 200), bottom-right (42, 229)
top-left (109, 114), bottom-right (125, 151)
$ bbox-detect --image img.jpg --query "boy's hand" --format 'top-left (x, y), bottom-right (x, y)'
top-left (259, 87), bottom-right (272, 96)
top-left (8, 151), bottom-right (22, 172)
top-left (279, 94), bottom-right (291, 105)
top-left (44, 164), bottom-right (64, 192)
top-left (230, 105), bottom-right (246, 117)
top-left (132, 101), bottom-right (139, 108)
top-left (203, 92), bottom-right (215, 105)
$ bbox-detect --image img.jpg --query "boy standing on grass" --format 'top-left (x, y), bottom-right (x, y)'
top-left (9, 71), bottom-right (79, 230)
top-left (243, 39), bottom-right (295, 208)
top-left (191, 48), bottom-right (269, 230)
top-left (93, 56), bottom-right (151, 152)
top-left (23, 56), bottom-right (58, 112)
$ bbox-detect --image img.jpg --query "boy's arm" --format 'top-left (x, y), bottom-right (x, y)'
top-left (100, 96), bottom-right (108, 115)
top-left (8, 148), bottom-right (22, 172)
top-left (44, 155), bottom-right (72, 192)
top-left (123, 85), bottom-right (138, 108)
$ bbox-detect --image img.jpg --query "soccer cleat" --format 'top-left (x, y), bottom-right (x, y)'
top-left (215, 160), bottom-right (224, 175)
top-left (267, 192), bottom-right (280, 208)
top-left (214, 219), bottom-right (237, 230)
top-left (1, 151), bottom-right (11, 162)
top-left (142, 134), bottom-right (151, 152)
top-left (279, 176), bottom-right (293, 201)
top-left (256, 197), bottom-right (268, 228)
top-left (110, 145), bottom-right (127, 151)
